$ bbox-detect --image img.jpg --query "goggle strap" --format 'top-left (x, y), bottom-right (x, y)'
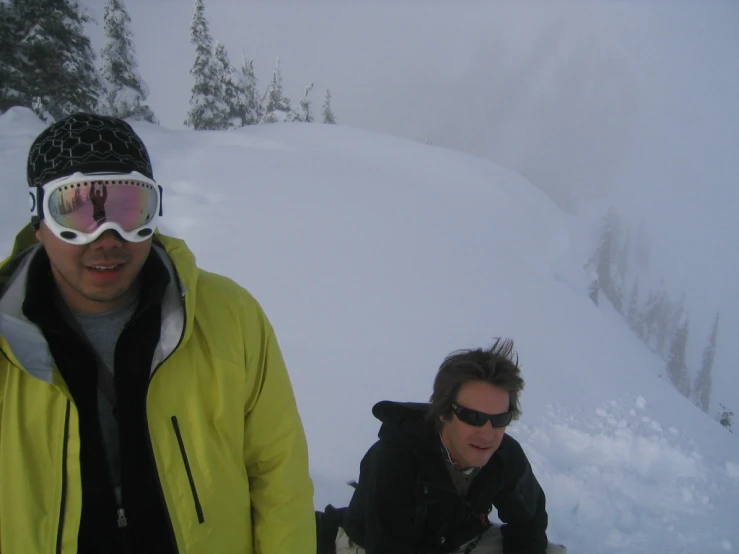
top-left (29, 187), bottom-right (44, 230)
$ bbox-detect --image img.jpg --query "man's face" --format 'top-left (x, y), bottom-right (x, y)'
top-left (440, 380), bottom-right (510, 469)
top-left (35, 223), bottom-right (151, 314)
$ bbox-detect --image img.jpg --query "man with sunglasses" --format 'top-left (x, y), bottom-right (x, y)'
top-left (0, 113), bottom-right (315, 553)
top-left (326, 339), bottom-right (566, 554)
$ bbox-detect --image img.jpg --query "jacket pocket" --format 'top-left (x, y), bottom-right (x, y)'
top-left (171, 416), bottom-right (205, 523)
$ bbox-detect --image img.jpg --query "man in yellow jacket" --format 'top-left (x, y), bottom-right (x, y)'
top-left (0, 113), bottom-right (316, 553)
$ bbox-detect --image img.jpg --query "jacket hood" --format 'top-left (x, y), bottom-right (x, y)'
top-left (0, 224), bottom-right (36, 292)
top-left (372, 401), bottom-right (437, 451)
top-left (372, 400), bottom-right (429, 425)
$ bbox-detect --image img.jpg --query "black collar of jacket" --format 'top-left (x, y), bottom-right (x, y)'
top-left (373, 401), bottom-right (507, 515)
top-left (23, 244), bottom-right (171, 333)
top-left (373, 400), bottom-right (509, 468)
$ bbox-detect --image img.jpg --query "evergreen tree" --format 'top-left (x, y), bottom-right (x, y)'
top-left (0, 1), bottom-right (22, 113)
top-left (693, 313), bottom-right (719, 413)
top-left (322, 88), bottom-right (336, 124)
top-left (587, 208), bottom-right (621, 312)
top-left (616, 227), bottom-right (630, 286)
top-left (185, 0), bottom-right (228, 130)
top-left (31, 96), bottom-right (52, 121)
top-left (641, 284), bottom-right (670, 355)
top-left (295, 82), bottom-right (314, 122)
top-left (627, 276), bottom-right (641, 336)
top-left (639, 289), bottom-right (658, 346)
top-left (665, 292), bottom-right (686, 357)
top-left (5, 0), bottom-right (102, 120)
top-left (588, 279), bottom-right (599, 306)
top-left (262, 57), bottom-right (291, 123)
top-left (239, 54), bottom-right (261, 125)
top-left (213, 41), bottom-right (251, 127)
top-left (666, 314), bottom-right (691, 398)
top-left (101, 0), bottom-right (156, 122)
top-left (718, 402), bottom-right (734, 433)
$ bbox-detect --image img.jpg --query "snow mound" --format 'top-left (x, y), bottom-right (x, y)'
top-left (0, 107), bottom-right (46, 135)
top-left (513, 395), bottom-right (739, 553)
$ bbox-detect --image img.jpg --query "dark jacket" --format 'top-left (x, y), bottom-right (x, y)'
top-left (342, 401), bottom-right (549, 554)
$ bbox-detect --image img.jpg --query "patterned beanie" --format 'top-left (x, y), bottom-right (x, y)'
top-left (27, 112), bottom-right (154, 188)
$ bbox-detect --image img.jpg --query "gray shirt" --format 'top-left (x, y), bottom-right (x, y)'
top-left (73, 299), bottom-right (138, 506)
top-left (443, 458), bottom-right (481, 497)
top-left (440, 435), bottom-right (482, 497)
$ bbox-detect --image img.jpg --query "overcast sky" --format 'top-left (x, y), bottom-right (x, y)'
top-left (83, 1), bottom-right (738, 205)
top-left (81, 0), bottom-right (739, 403)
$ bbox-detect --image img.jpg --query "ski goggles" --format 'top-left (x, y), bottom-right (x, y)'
top-left (451, 403), bottom-right (513, 428)
top-left (30, 172), bottom-right (163, 245)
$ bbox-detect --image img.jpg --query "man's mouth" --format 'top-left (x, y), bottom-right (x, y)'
top-left (470, 444), bottom-right (494, 451)
top-left (87, 263), bottom-right (124, 272)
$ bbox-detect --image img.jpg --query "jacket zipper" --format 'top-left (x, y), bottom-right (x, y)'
top-left (171, 416), bottom-right (205, 523)
top-left (144, 403), bottom-right (180, 552)
top-left (55, 401), bottom-right (71, 554)
top-left (142, 296), bottom-right (188, 553)
top-left (117, 507), bottom-right (128, 527)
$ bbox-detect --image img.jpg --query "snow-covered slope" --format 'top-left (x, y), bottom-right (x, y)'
top-left (1, 109), bottom-right (736, 553)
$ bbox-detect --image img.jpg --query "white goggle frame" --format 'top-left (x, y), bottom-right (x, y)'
top-left (30, 171), bottom-right (163, 245)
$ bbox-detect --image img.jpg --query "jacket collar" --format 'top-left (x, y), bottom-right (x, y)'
top-left (0, 225), bottom-right (193, 382)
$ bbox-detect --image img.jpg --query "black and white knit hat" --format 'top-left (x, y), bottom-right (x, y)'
top-left (27, 112), bottom-right (154, 188)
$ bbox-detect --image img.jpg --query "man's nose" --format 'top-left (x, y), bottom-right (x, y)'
top-left (92, 229), bottom-right (125, 247)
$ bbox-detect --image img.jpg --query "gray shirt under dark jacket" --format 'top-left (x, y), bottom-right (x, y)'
top-left (69, 298), bottom-right (138, 506)
top-left (26, 246), bottom-right (177, 554)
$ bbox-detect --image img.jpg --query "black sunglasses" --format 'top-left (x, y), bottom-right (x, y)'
top-left (451, 403), bottom-right (513, 428)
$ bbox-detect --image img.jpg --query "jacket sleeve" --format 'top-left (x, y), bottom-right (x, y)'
top-left (493, 441), bottom-right (549, 554)
top-left (344, 441), bottom-right (421, 554)
top-left (241, 303), bottom-right (316, 554)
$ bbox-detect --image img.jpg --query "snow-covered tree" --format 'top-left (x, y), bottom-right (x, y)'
top-left (262, 57), bottom-right (291, 123)
top-left (693, 313), bottom-right (719, 413)
top-left (666, 314), bottom-right (691, 398)
top-left (640, 284), bottom-right (670, 355)
top-left (665, 292), bottom-right (686, 357)
top-left (627, 276), bottom-right (641, 336)
top-left (101, 0), bottom-right (156, 122)
top-left (213, 41), bottom-right (250, 127)
top-left (322, 88), bottom-right (336, 124)
top-left (586, 208), bottom-right (621, 312)
top-left (185, 0), bottom-right (228, 130)
top-left (31, 96), bottom-right (52, 121)
top-left (717, 402), bottom-right (734, 433)
top-left (5, 0), bottom-right (102, 120)
top-left (588, 279), bottom-right (599, 306)
top-left (239, 54), bottom-right (261, 125)
top-left (616, 227), bottom-right (630, 285)
top-left (294, 82), bottom-right (314, 122)
top-left (0, 1), bottom-right (22, 113)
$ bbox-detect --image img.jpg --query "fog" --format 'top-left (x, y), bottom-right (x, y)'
top-left (81, 0), bottom-right (739, 412)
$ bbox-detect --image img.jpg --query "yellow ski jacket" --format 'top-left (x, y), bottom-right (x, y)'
top-left (0, 225), bottom-right (316, 553)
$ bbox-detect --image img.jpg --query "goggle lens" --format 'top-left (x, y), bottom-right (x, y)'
top-left (47, 178), bottom-right (159, 236)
